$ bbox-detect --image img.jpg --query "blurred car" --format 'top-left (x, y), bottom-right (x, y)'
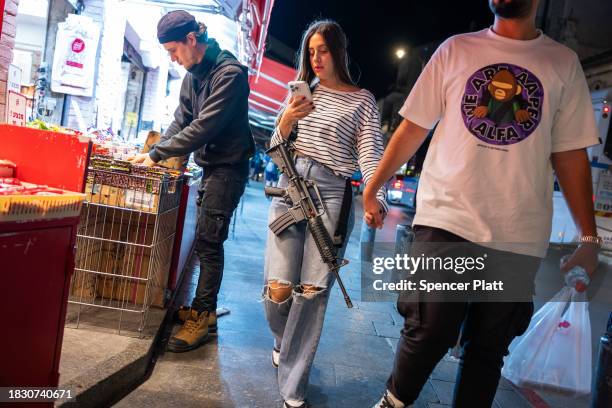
top-left (386, 174), bottom-right (418, 209)
top-left (351, 170), bottom-right (364, 195)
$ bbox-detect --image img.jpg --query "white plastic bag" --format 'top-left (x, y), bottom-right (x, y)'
top-left (502, 286), bottom-right (592, 395)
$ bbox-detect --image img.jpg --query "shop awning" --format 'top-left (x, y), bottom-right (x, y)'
top-left (248, 57), bottom-right (296, 131)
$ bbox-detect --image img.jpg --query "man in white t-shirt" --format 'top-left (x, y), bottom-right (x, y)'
top-left (365, 1), bottom-right (601, 407)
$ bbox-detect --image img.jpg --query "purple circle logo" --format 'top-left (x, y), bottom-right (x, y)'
top-left (461, 63), bottom-right (544, 145)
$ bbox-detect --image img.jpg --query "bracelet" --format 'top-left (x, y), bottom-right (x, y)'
top-left (579, 235), bottom-right (603, 246)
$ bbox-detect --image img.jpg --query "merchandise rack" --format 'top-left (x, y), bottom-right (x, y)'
top-left (68, 168), bottom-right (184, 336)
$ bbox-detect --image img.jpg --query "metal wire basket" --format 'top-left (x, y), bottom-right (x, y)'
top-left (67, 168), bottom-right (183, 337)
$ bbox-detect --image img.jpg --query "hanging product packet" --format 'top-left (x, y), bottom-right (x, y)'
top-left (502, 282), bottom-right (592, 395)
top-left (0, 160), bottom-right (16, 178)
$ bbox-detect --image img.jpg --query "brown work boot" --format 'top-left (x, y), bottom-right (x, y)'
top-left (173, 306), bottom-right (217, 333)
top-left (167, 310), bottom-right (210, 353)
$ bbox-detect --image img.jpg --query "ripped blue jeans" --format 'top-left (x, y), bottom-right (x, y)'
top-left (263, 155), bottom-right (354, 402)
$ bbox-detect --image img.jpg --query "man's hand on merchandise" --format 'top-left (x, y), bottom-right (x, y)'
top-left (128, 153), bottom-right (156, 167)
top-left (363, 187), bottom-right (384, 229)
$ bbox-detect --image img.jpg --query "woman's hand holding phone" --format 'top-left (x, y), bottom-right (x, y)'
top-left (278, 95), bottom-right (315, 139)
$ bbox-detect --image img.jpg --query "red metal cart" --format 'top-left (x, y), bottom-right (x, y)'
top-left (0, 124), bottom-right (90, 406)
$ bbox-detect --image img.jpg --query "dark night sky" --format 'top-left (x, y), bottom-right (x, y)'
top-left (268, 0), bottom-right (495, 98)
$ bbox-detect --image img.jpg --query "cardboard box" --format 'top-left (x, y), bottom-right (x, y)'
top-left (85, 183), bottom-right (126, 207)
top-left (124, 189), bottom-right (160, 213)
top-left (96, 247), bottom-right (167, 307)
top-left (86, 181), bottom-right (163, 214)
top-left (78, 209), bottom-right (156, 244)
top-left (104, 216), bottom-right (156, 245)
top-left (71, 239), bottom-right (103, 301)
top-left (72, 208), bottom-right (170, 307)
top-left (70, 271), bottom-right (98, 302)
top-left (143, 131), bottom-right (186, 170)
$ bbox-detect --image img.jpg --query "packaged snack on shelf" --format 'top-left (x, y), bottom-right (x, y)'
top-left (87, 127), bottom-right (115, 144)
top-left (0, 178), bottom-right (85, 222)
top-left (91, 143), bottom-right (111, 156)
top-left (90, 139), bottom-right (139, 161)
top-left (0, 160), bottom-right (16, 177)
top-left (84, 157), bottom-right (183, 213)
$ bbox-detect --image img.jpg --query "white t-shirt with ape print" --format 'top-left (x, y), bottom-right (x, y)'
top-left (399, 28), bottom-right (599, 257)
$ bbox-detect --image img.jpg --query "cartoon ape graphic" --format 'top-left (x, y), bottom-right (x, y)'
top-left (473, 69), bottom-right (530, 125)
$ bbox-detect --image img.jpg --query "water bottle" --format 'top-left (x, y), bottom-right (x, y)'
top-left (591, 312), bottom-right (612, 407)
top-left (561, 255), bottom-right (590, 292)
top-left (564, 266), bottom-right (590, 292)
top-left (395, 224), bottom-right (414, 257)
top-left (394, 224), bottom-right (414, 281)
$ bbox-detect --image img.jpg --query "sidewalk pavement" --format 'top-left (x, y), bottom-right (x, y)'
top-left (114, 181), bottom-right (545, 408)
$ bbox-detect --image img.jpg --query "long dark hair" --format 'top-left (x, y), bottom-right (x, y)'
top-left (296, 20), bottom-right (355, 86)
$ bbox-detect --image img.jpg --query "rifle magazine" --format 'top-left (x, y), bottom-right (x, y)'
top-left (269, 210), bottom-right (297, 235)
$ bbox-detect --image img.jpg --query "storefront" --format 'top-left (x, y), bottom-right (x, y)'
top-left (119, 37), bottom-right (147, 140)
top-left (0, 0), bottom-right (276, 392)
top-left (5, 0), bottom-right (170, 139)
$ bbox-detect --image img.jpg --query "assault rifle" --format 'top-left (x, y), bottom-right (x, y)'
top-left (264, 141), bottom-right (353, 308)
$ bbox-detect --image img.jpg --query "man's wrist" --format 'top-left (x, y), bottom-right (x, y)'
top-left (365, 181), bottom-right (381, 195)
top-left (148, 149), bottom-right (161, 163)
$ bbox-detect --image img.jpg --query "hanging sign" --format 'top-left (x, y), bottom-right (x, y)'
top-left (8, 64), bottom-right (22, 93)
top-left (6, 91), bottom-right (27, 126)
top-left (51, 14), bottom-right (101, 96)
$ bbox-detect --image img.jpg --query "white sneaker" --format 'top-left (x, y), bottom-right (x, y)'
top-left (272, 347), bottom-right (280, 368)
top-left (284, 400), bottom-right (306, 408)
top-left (372, 390), bottom-right (406, 408)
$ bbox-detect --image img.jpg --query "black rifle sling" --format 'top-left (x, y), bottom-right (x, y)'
top-left (288, 128), bottom-right (298, 142)
top-left (333, 178), bottom-right (353, 248)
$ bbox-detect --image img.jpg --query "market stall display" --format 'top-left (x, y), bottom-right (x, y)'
top-left (69, 153), bottom-right (184, 336)
top-left (2, 119), bottom-right (199, 339)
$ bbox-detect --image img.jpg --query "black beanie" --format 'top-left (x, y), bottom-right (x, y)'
top-left (157, 10), bottom-right (199, 44)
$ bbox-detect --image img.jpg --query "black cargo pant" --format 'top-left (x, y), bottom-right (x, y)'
top-left (191, 162), bottom-right (249, 313)
top-left (387, 225), bottom-right (541, 408)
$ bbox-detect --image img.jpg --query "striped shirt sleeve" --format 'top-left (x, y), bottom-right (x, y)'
top-left (357, 93), bottom-right (388, 212)
top-left (270, 127), bottom-right (284, 147)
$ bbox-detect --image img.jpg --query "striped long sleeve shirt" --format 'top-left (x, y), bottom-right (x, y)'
top-left (271, 84), bottom-right (387, 210)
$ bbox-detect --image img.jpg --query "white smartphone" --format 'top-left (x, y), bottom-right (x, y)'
top-left (288, 81), bottom-right (313, 102)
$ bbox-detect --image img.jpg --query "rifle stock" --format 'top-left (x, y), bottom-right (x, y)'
top-left (264, 186), bottom-right (285, 197)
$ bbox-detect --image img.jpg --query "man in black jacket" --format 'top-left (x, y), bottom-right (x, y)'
top-left (130, 10), bottom-right (254, 352)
